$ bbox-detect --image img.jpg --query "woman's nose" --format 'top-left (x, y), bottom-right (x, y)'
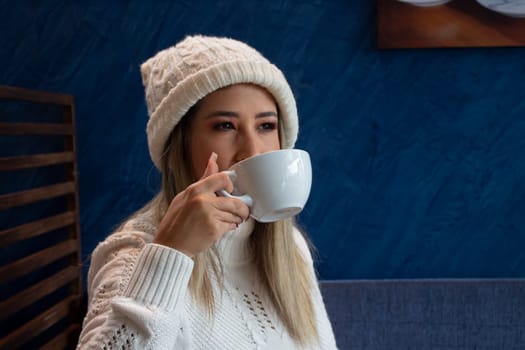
top-left (235, 132), bottom-right (261, 162)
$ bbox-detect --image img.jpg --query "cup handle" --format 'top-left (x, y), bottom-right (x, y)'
top-left (217, 189), bottom-right (253, 207)
top-left (216, 170), bottom-right (253, 207)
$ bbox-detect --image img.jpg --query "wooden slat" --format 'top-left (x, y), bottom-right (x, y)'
top-left (0, 239), bottom-right (78, 282)
top-left (0, 85), bottom-right (83, 350)
top-left (0, 296), bottom-right (77, 350)
top-left (0, 151), bottom-right (75, 171)
top-left (0, 85), bottom-right (73, 106)
top-left (0, 122), bottom-right (73, 135)
top-left (62, 102), bottom-right (83, 298)
top-left (40, 324), bottom-right (81, 350)
top-left (0, 266), bottom-right (80, 322)
top-left (0, 181), bottom-right (75, 210)
top-left (0, 211), bottom-right (76, 247)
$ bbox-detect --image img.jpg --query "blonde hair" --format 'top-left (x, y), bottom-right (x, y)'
top-left (139, 105), bottom-right (319, 345)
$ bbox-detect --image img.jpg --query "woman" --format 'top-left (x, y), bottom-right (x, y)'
top-left (77, 35), bottom-right (337, 349)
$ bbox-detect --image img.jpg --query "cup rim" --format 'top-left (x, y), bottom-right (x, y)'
top-left (231, 148), bottom-right (309, 169)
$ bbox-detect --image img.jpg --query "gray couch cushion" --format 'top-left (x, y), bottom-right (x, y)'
top-left (320, 279), bottom-right (525, 350)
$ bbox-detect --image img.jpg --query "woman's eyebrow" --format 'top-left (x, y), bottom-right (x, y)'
top-left (256, 111), bottom-right (278, 118)
top-left (205, 111), bottom-right (278, 119)
top-left (205, 111), bottom-right (239, 119)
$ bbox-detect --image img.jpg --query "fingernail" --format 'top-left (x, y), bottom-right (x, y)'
top-left (210, 152), bottom-right (218, 161)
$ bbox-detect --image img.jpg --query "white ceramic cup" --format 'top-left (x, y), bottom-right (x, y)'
top-left (218, 149), bottom-right (312, 222)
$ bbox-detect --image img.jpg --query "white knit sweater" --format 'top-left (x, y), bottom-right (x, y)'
top-left (77, 212), bottom-right (338, 349)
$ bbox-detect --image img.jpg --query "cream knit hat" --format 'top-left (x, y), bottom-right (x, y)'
top-left (141, 35), bottom-right (299, 169)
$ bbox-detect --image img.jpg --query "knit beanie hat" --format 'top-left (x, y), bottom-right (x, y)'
top-left (141, 35), bottom-right (299, 169)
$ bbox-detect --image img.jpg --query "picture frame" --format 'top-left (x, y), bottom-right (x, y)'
top-left (377, 0), bottom-right (525, 49)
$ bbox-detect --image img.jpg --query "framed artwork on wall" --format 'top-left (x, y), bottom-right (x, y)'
top-left (377, 0), bottom-right (525, 48)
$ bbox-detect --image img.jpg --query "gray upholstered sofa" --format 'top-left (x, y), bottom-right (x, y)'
top-left (320, 279), bottom-right (525, 350)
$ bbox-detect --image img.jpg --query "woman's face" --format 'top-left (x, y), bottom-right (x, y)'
top-left (189, 83), bottom-right (281, 176)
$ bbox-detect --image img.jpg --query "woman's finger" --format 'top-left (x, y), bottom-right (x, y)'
top-left (211, 196), bottom-right (250, 222)
top-left (215, 210), bottom-right (244, 226)
top-left (190, 171), bottom-right (235, 196)
top-left (200, 152), bottom-right (219, 179)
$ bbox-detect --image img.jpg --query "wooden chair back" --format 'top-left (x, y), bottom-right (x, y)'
top-left (0, 85), bottom-right (83, 349)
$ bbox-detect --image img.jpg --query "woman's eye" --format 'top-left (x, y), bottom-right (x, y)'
top-left (259, 122), bottom-right (277, 131)
top-left (213, 122), bottom-right (235, 131)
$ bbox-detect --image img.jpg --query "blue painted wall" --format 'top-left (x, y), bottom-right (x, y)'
top-left (2, 0), bottom-right (524, 282)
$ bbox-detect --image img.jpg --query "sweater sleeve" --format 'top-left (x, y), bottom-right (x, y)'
top-left (293, 228), bottom-right (339, 350)
top-left (77, 217), bottom-right (194, 349)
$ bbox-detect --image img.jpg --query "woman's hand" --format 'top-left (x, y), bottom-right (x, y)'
top-left (153, 152), bottom-right (250, 257)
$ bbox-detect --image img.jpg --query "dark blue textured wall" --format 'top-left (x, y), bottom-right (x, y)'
top-left (1, 0), bottom-right (524, 282)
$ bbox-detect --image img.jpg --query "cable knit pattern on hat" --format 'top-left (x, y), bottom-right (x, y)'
top-left (141, 35), bottom-right (299, 169)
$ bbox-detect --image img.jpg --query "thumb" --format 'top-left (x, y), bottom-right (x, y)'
top-left (201, 152), bottom-right (219, 179)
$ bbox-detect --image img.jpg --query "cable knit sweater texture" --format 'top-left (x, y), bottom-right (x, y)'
top-left (77, 211), bottom-right (338, 349)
